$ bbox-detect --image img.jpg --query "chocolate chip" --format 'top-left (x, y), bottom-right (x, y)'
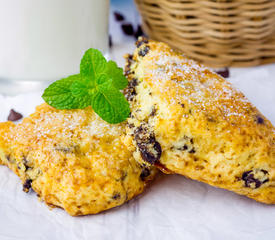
top-left (112, 193), bottom-right (121, 200)
top-left (121, 23), bottom-right (134, 36)
top-left (149, 106), bottom-right (157, 117)
top-left (7, 109), bottom-right (23, 121)
top-left (124, 78), bottom-right (138, 101)
top-left (139, 141), bottom-right (161, 164)
top-left (134, 125), bottom-right (162, 164)
top-left (256, 115), bottom-right (264, 124)
top-left (109, 35), bottom-right (113, 48)
top-left (129, 78), bottom-right (138, 88)
top-left (128, 123), bottom-right (135, 129)
top-left (5, 155), bottom-right (15, 164)
top-left (120, 172), bottom-right (127, 181)
top-left (124, 54), bottom-right (134, 76)
top-left (114, 11), bottom-right (125, 21)
top-left (180, 103), bottom-right (185, 108)
top-left (242, 169), bottom-right (269, 189)
top-left (23, 179), bottom-right (32, 193)
top-left (127, 54), bottom-right (133, 61)
top-left (124, 66), bottom-right (132, 76)
top-left (17, 163), bottom-right (21, 170)
top-left (140, 168), bottom-right (151, 181)
top-left (189, 148), bottom-right (196, 154)
top-left (23, 157), bottom-right (32, 171)
top-left (215, 68), bottom-right (230, 78)
top-left (134, 25), bottom-right (144, 39)
top-left (138, 46), bottom-right (150, 57)
top-left (124, 88), bottom-right (135, 101)
top-left (177, 145), bottom-right (188, 151)
top-left (136, 36), bottom-right (149, 48)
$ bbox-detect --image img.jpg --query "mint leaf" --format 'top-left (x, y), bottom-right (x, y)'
top-left (80, 50), bottom-right (127, 90)
top-left (106, 60), bottom-right (128, 90)
top-left (42, 75), bottom-right (91, 109)
top-left (80, 48), bottom-right (107, 86)
top-left (92, 81), bottom-right (130, 124)
top-left (43, 48), bottom-right (130, 124)
top-left (70, 80), bottom-right (92, 109)
top-left (71, 80), bottom-right (89, 97)
top-left (96, 73), bottom-right (110, 86)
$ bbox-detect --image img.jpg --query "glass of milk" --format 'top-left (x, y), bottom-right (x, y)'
top-left (0, 0), bottom-right (109, 95)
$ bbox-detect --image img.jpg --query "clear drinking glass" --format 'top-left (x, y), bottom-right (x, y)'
top-left (0, 0), bottom-right (109, 95)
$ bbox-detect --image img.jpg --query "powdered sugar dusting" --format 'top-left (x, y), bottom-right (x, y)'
top-left (5, 105), bottom-right (124, 147)
top-left (141, 44), bottom-right (253, 123)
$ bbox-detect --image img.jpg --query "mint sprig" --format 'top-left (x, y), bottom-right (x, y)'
top-left (42, 49), bottom-right (130, 124)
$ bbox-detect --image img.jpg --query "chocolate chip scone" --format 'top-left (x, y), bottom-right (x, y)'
top-left (123, 37), bottom-right (275, 204)
top-left (0, 103), bottom-right (156, 216)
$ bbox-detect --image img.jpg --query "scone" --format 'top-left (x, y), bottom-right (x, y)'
top-left (0, 103), bottom-right (156, 216)
top-left (123, 37), bottom-right (275, 204)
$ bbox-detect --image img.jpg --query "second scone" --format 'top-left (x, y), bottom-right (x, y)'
top-left (123, 38), bottom-right (275, 204)
top-left (0, 103), bottom-right (156, 216)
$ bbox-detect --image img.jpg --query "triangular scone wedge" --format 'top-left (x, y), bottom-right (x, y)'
top-left (0, 103), bottom-right (156, 215)
top-left (123, 37), bottom-right (275, 204)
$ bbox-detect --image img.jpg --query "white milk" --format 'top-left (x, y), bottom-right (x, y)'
top-left (0, 0), bottom-right (109, 94)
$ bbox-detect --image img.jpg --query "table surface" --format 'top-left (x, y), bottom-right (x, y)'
top-left (1, 1), bottom-right (275, 240)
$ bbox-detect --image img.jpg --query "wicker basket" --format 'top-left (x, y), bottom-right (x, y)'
top-left (135, 0), bottom-right (275, 67)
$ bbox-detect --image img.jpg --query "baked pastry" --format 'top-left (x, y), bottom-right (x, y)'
top-left (0, 103), bottom-right (156, 215)
top-left (123, 37), bottom-right (275, 204)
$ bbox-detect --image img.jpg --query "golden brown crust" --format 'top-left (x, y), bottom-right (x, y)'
top-left (0, 103), bottom-right (156, 215)
top-left (125, 38), bottom-right (275, 204)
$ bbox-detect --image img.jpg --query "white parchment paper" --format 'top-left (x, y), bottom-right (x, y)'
top-left (0, 58), bottom-right (275, 240)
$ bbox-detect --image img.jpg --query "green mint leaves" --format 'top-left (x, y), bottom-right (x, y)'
top-left (42, 49), bottom-right (130, 124)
